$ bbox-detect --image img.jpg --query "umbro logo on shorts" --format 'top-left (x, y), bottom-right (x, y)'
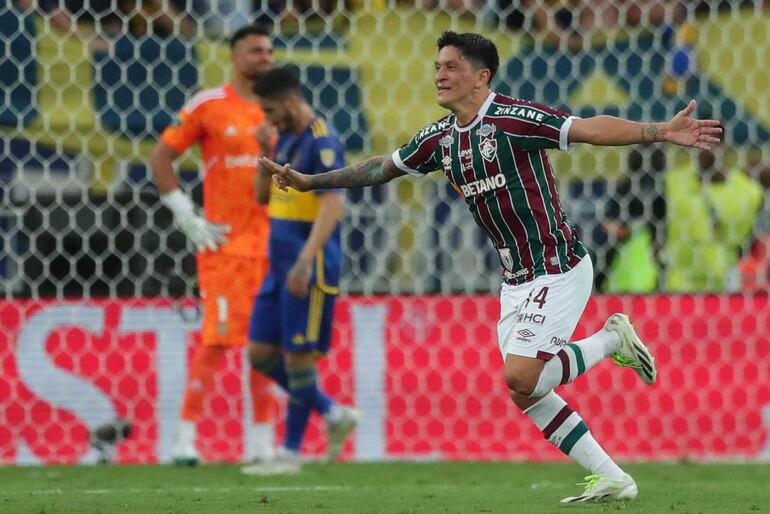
top-left (517, 329), bottom-right (536, 338)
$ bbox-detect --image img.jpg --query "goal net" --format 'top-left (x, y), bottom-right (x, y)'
top-left (1, 0), bottom-right (769, 463)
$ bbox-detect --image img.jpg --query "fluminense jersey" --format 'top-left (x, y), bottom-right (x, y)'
top-left (392, 91), bottom-right (587, 285)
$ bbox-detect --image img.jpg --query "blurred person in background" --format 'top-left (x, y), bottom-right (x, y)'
top-left (664, 143), bottom-right (763, 292)
top-left (241, 66), bottom-right (358, 476)
top-left (599, 144), bottom-right (667, 293)
top-left (117, 0), bottom-right (196, 38)
top-left (737, 148), bottom-right (770, 292)
top-left (14, 0), bottom-right (109, 49)
top-left (149, 24), bottom-right (276, 466)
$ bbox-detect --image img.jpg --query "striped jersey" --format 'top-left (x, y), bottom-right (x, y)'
top-left (391, 91), bottom-right (587, 285)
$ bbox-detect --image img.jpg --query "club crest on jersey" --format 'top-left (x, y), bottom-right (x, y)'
top-left (439, 135), bottom-right (454, 147)
top-left (479, 139), bottom-right (497, 162)
top-left (475, 123), bottom-right (496, 139)
top-left (320, 148), bottom-right (336, 168)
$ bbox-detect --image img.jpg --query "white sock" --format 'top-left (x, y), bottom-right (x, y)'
top-left (176, 420), bottom-right (195, 444)
top-left (523, 392), bottom-right (625, 481)
top-left (248, 422), bottom-right (275, 460)
top-left (324, 403), bottom-right (344, 424)
top-left (278, 446), bottom-right (300, 461)
top-left (530, 328), bottom-right (619, 397)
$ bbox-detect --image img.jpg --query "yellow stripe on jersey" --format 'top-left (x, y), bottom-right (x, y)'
top-left (315, 249), bottom-right (339, 295)
top-left (311, 119), bottom-right (328, 138)
top-left (268, 183), bottom-right (319, 222)
top-left (306, 287), bottom-right (324, 341)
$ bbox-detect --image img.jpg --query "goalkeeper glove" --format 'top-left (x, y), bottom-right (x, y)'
top-left (161, 189), bottom-right (231, 252)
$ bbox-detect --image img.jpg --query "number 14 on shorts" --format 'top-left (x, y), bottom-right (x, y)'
top-left (523, 286), bottom-right (549, 309)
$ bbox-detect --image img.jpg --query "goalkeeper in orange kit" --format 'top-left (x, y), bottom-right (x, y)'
top-left (149, 24), bottom-right (277, 465)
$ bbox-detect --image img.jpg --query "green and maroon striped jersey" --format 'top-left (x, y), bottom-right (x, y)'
top-left (391, 92), bottom-right (587, 285)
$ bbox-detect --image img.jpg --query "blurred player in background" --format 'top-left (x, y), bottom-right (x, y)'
top-left (261, 32), bottom-right (722, 500)
top-left (149, 24), bottom-right (276, 465)
top-left (241, 66), bottom-right (358, 476)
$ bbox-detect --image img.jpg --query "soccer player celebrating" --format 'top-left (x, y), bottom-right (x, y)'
top-left (149, 24), bottom-right (277, 465)
top-left (260, 32), bottom-right (722, 501)
top-left (241, 67), bottom-right (358, 476)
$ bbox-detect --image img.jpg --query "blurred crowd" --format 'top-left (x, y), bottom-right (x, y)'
top-left (596, 144), bottom-right (770, 295)
top-left (13, 0), bottom-right (770, 44)
top-left (7, 0), bottom-right (770, 294)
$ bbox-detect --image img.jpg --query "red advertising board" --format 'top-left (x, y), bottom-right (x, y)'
top-left (1, 295), bottom-right (768, 464)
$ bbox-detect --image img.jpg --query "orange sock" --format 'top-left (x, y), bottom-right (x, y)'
top-left (249, 369), bottom-right (275, 424)
top-left (180, 345), bottom-right (227, 421)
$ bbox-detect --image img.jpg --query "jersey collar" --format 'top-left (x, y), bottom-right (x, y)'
top-left (453, 91), bottom-right (496, 133)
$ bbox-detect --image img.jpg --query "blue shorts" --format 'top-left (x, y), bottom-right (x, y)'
top-left (248, 271), bottom-right (337, 355)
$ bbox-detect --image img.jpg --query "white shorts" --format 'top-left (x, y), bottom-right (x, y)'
top-left (496, 255), bottom-right (593, 360)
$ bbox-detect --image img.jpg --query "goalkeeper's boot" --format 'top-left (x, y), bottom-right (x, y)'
top-left (325, 405), bottom-right (359, 462)
top-left (89, 418), bottom-right (132, 464)
top-left (241, 447), bottom-right (301, 476)
top-left (605, 313), bottom-right (657, 385)
top-left (171, 435), bottom-right (200, 466)
top-left (561, 474), bottom-right (638, 503)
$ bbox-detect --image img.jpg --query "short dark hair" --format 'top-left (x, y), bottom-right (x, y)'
top-left (437, 31), bottom-right (499, 81)
top-left (229, 23), bottom-right (271, 48)
top-left (253, 66), bottom-right (303, 99)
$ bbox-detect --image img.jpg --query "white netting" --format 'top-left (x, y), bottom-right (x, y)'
top-left (1, 1), bottom-right (769, 464)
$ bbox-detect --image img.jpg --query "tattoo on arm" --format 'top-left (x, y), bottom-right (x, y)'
top-left (307, 155), bottom-right (404, 189)
top-left (641, 124), bottom-right (660, 142)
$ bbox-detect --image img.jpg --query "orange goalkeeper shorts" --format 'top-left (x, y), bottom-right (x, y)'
top-left (197, 255), bottom-right (269, 347)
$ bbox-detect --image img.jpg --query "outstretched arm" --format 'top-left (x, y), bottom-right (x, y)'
top-left (569, 99), bottom-right (722, 150)
top-left (259, 155), bottom-right (407, 192)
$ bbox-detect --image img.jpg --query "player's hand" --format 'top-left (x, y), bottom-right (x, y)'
top-left (287, 259), bottom-right (312, 297)
top-left (259, 157), bottom-right (311, 192)
top-left (160, 189), bottom-right (231, 253)
top-left (175, 212), bottom-right (231, 253)
top-left (256, 122), bottom-right (276, 155)
top-left (665, 99), bottom-right (722, 150)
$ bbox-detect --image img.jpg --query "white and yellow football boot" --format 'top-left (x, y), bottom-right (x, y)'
top-left (561, 474), bottom-right (638, 503)
top-left (606, 313), bottom-right (657, 385)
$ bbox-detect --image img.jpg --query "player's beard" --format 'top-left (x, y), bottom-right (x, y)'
top-left (244, 63), bottom-right (271, 82)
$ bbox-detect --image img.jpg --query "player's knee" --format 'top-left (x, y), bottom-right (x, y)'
top-left (248, 342), bottom-right (278, 370)
top-left (504, 371), bottom-right (537, 397)
top-left (503, 355), bottom-right (544, 396)
top-left (284, 350), bottom-right (316, 369)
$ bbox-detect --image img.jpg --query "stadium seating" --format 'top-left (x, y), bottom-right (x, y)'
top-left (92, 35), bottom-right (199, 138)
top-left (498, 35), bottom-right (770, 145)
top-left (303, 65), bottom-right (368, 151)
top-left (0, 3), bottom-right (38, 127)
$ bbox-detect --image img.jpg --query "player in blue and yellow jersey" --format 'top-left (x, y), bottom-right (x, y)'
top-left (242, 66), bottom-right (358, 475)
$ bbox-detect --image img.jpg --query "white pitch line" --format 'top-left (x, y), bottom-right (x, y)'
top-left (12, 485), bottom-right (350, 496)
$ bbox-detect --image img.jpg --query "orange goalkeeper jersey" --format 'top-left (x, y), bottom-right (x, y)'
top-left (161, 84), bottom-right (269, 259)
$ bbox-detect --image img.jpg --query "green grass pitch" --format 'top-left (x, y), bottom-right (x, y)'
top-left (1, 462), bottom-right (768, 513)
